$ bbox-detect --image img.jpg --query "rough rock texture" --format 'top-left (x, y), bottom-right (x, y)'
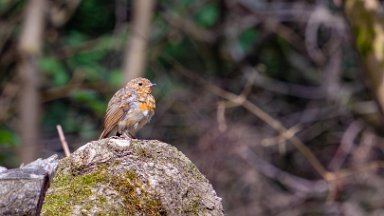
top-left (0, 155), bottom-right (59, 215)
top-left (42, 138), bottom-right (223, 215)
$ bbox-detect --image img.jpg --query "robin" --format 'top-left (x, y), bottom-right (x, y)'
top-left (99, 77), bottom-right (156, 139)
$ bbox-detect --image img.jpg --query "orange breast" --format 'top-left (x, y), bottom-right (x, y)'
top-left (138, 94), bottom-right (155, 116)
top-left (139, 102), bottom-right (150, 112)
top-left (139, 100), bottom-right (155, 112)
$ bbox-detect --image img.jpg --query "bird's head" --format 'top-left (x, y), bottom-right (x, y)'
top-left (126, 77), bottom-right (156, 94)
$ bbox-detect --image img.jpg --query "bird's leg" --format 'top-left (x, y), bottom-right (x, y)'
top-left (129, 132), bottom-right (136, 139)
top-left (120, 132), bottom-right (133, 140)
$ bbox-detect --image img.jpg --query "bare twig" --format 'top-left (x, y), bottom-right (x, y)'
top-left (217, 101), bottom-right (227, 132)
top-left (239, 147), bottom-right (328, 195)
top-left (331, 160), bottom-right (384, 179)
top-left (328, 121), bottom-right (363, 171)
top-left (163, 11), bottom-right (216, 43)
top-left (352, 130), bottom-right (375, 165)
top-left (174, 63), bottom-right (384, 204)
top-left (175, 64), bottom-right (330, 179)
top-left (56, 125), bottom-right (70, 157)
top-left (262, 125), bottom-right (301, 154)
top-left (238, 1), bottom-right (314, 22)
top-left (252, 70), bottom-right (324, 99)
top-left (41, 75), bottom-right (114, 102)
top-left (216, 69), bottom-right (257, 132)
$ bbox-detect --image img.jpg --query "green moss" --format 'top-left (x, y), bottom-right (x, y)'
top-left (136, 147), bottom-right (153, 159)
top-left (183, 197), bottom-right (201, 215)
top-left (346, 0), bottom-right (379, 56)
top-left (187, 163), bottom-right (204, 181)
top-left (41, 160), bottom-right (73, 215)
top-left (111, 171), bottom-right (165, 215)
top-left (129, 140), bottom-right (155, 159)
top-left (42, 158), bottom-right (165, 215)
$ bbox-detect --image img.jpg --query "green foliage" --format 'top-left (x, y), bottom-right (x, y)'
top-left (0, 127), bottom-right (19, 147)
top-left (39, 57), bottom-right (69, 86)
top-left (70, 90), bottom-right (106, 115)
top-left (65, 34), bottom-right (123, 79)
top-left (0, 0), bottom-right (24, 14)
top-left (110, 69), bottom-right (124, 88)
top-left (259, 39), bottom-right (290, 79)
top-left (195, 3), bottom-right (219, 28)
top-left (69, 48), bottom-right (105, 65)
top-left (179, 0), bottom-right (195, 8)
top-left (66, 0), bottom-right (115, 36)
top-left (64, 31), bottom-right (89, 46)
top-left (42, 101), bottom-right (68, 130)
top-left (239, 29), bottom-right (259, 53)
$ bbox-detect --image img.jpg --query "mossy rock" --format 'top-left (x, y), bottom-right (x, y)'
top-left (41, 139), bottom-right (223, 215)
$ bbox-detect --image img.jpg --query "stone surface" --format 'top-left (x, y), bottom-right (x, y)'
top-left (42, 138), bottom-right (224, 215)
top-left (0, 155), bottom-right (59, 215)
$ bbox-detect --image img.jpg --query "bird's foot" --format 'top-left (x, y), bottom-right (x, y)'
top-left (129, 133), bottom-right (137, 139)
top-left (120, 133), bottom-right (134, 140)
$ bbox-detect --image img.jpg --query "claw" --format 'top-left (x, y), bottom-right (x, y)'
top-left (120, 133), bottom-right (133, 140)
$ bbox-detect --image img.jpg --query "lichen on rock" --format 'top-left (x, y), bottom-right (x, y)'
top-left (41, 138), bottom-right (223, 215)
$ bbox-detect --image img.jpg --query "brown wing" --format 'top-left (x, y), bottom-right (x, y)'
top-left (99, 88), bottom-right (131, 139)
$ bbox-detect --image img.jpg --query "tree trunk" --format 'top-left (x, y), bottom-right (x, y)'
top-left (344, 0), bottom-right (384, 122)
top-left (123, 0), bottom-right (155, 82)
top-left (18, 0), bottom-right (46, 163)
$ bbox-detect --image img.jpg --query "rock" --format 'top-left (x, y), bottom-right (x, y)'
top-left (0, 166), bottom-right (7, 173)
top-left (0, 155), bottom-right (59, 215)
top-left (42, 138), bottom-right (224, 215)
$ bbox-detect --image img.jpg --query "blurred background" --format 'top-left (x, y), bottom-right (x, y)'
top-left (2, 0), bottom-right (384, 215)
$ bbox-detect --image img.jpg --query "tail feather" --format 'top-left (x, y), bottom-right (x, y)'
top-left (99, 130), bottom-right (107, 140)
top-left (99, 127), bottom-right (117, 139)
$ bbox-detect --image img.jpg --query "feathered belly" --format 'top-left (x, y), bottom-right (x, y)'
top-left (118, 102), bottom-right (154, 134)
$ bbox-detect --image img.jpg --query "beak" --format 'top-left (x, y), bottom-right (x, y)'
top-left (150, 83), bottom-right (156, 87)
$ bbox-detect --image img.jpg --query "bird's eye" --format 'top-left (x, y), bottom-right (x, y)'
top-left (138, 82), bottom-right (143, 86)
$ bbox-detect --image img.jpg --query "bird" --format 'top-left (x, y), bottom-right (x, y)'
top-left (99, 77), bottom-right (156, 139)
